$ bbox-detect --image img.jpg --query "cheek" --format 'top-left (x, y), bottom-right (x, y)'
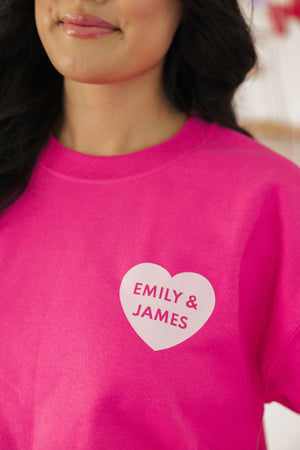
top-left (120, 0), bottom-right (182, 55)
top-left (35, 0), bottom-right (59, 56)
top-left (35, 0), bottom-right (57, 33)
top-left (119, 0), bottom-right (155, 22)
top-left (120, 0), bottom-right (182, 29)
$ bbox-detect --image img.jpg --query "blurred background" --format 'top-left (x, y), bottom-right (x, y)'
top-left (236, 0), bottom-right (300, 167)
top-left (235, 1), bottom-right (300, 448)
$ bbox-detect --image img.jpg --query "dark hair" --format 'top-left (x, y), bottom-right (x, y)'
top-left (0, 0), bottom-right (258, 214)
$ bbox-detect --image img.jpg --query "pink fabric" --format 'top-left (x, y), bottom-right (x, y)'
top-left (0, 114), bottom-right (299, 449)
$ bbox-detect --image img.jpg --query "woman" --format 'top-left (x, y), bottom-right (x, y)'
top-left (0, 0), bottom-right (299, 449)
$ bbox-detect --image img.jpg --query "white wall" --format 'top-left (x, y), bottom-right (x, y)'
top-left (264, 403), bottom-right (300, 450)
top-left (235, 0), bottom-right (300, 127)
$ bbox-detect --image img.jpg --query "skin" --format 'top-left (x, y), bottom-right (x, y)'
top-left (34, 0), bottom-right (188, 157)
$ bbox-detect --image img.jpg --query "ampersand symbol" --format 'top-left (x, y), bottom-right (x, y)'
top-left (186, 295), bottom-right (198, 309)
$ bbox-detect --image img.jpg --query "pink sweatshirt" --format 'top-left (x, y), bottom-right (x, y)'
top-left (0, 114), bottom-right (299, 449)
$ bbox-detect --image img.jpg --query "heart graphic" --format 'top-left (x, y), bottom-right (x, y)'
top-left (119, 263), bottom-right (215, 351)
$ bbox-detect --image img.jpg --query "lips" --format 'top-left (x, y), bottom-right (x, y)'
top-left (61, 13), bottom-right (118, 30)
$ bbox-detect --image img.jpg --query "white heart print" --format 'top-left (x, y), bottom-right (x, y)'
top-left (119, 263), bottom-right (216, 351)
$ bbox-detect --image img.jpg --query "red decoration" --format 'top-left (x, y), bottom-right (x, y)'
top-left (267, 0), bottom-right (300, 34)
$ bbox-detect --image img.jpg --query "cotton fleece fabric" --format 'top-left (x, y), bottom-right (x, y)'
top-left (0, 114), bottom-right (299, 450)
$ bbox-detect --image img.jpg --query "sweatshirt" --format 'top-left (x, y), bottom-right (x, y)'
top-left (0, 113), bottom-right (299, 449)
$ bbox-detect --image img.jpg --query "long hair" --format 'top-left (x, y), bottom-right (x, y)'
top-left (0, 0), bottom-right (258, 214)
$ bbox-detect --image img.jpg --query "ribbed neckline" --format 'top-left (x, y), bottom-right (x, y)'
top-left (36, 114), bottom-right (216, 182)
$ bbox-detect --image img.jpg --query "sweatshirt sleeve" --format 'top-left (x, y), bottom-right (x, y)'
top-left (264, 326), bottom-right (300, 413)
top-left (261, 157), bottom-right (300, 414)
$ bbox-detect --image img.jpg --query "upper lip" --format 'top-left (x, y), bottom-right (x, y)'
top-left (61, 13), bottom-right (118, 29)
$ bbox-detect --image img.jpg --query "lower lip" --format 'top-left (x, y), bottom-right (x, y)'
top-left (61, 22), bottom-right (117, 38)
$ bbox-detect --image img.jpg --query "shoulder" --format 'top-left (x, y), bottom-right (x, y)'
top-left (195, 120), bottom-right (300, 186)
